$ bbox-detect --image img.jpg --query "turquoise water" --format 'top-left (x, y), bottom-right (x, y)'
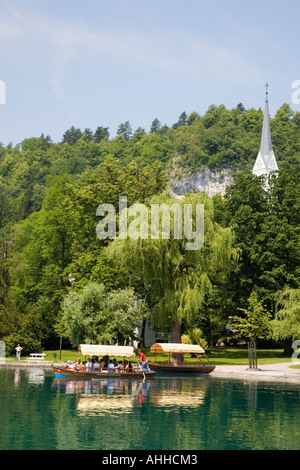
top-left (0, 367), bottom-right (299, 450)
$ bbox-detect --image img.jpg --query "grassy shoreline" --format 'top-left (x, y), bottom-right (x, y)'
top-left (5, 347), bottom-right (292, 366)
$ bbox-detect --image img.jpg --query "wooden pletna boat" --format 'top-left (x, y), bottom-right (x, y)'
top-left (148, 343), bottom-right (215, 374)
top-left (52, 344), bottom-right (156, 380)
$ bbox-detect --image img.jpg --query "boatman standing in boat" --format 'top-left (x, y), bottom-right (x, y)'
top-left (138, 349), bottom-right (150, 371)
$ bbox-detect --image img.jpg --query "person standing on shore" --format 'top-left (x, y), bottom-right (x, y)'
top-left (15, 344), bottom-right (23, 360)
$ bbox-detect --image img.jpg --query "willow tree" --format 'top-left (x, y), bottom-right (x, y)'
top-left (272, 289), bottom-right (300, 355)
top-left (106, 192), bottom-right (238, 345)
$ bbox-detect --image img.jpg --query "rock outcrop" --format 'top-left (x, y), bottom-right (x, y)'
top-left (170, 167), bottom-right (234, 198)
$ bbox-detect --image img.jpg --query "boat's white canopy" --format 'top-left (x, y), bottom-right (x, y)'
top-left (79, 344), bottom-right (135, 357)
top-left (150, 343), bottom-right (205, 354)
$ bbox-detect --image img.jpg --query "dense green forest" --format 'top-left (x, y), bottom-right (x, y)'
top-left (0, 102), bottom-right (300, 355)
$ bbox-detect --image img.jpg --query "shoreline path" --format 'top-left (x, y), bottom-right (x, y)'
top-left (1, 361), bottom-right (300, 383)
top-left (212, 362), bottom-right (300, 383)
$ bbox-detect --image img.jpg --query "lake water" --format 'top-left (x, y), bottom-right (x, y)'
top-left (0, 367), bottom-right (299, 451)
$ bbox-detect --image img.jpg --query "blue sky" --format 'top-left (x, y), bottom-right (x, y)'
top-left (0, 0), bottom-right (299, 145)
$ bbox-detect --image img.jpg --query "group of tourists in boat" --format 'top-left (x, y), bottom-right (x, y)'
top-left (52, 343), bottom-right (215, 380)
top-left (66, 356), bottom-right (135, 373)
top-left (53, 345), bottom-right (155, 380)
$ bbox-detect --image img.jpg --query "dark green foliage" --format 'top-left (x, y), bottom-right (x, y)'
top-left (62, 126), bottom-right (82, 145)
top-left (93, 126), bottom-right (110, 143)
top-left (0, 141), bottom-right (167, 349)
top-left (213, 167), bottom-right (300, 315)
top-left (117, 121), bottom-right (133, 140)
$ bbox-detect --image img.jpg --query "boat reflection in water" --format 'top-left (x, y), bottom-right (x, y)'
top-left (52, 378), bottom-right (150, 416)
top-left (52, 375), bottom-right (209, 416)
top-left (150, 381), bottom-right (206, 409)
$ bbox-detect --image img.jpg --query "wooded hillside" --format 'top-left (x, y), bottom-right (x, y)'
top-left (0, 102), bottom-right (299, 354)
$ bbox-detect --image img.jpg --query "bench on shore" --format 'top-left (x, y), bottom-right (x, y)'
top-left (26, 353), bottom-right (47, 363)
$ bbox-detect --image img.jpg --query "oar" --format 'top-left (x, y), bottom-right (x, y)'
top-left (196, 341), bottom-right (207, 366)
top-left (204, 353), bottom-right (213, 367)
top-left (136, 357), bottom-right (146, 381)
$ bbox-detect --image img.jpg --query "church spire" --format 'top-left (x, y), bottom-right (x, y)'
top-left (252, 83), bottom-right (279, 179)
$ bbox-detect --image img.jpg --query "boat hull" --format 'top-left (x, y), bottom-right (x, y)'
top-left (53, 366), bottom-right (156, 380)
top-left (148, 362), bottom-right (215, 374)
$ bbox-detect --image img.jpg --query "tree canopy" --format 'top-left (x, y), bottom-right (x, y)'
top-left (106, 192), bottom-right (238, 342)
top-left (0, 102), bottom-right (300, 352)
top-left (60, 282), bottom-right (148, 347)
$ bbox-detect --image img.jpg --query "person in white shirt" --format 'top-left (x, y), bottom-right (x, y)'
top-left (15, 344), bottom-right (23, 361)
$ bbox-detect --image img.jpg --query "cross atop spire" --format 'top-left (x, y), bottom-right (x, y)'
top-left (265, 82), bottom-right (269, 100)
top-left (252, 84), bottom-right (279, 183)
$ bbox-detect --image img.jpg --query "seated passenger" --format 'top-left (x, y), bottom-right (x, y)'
top-left (75, 358), bottom-right (81, 370)
top-left (115, 361), bottom-right (124, 373)
top-left (103, 355), bottom-right (109, 368)
top-left (172, 355), bottom-right (178, 366)
top-left (124, 360), bottom-right (133, 372)
top-left (108, 360), bottom-right (115, 373)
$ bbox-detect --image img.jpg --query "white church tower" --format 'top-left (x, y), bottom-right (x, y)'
top-left (252, 83), bottom-right (279, 180)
